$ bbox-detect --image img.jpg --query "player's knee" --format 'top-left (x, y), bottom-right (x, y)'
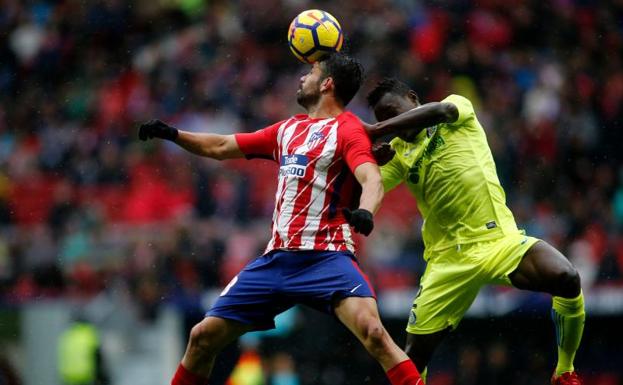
top-left (556, 266), bottom-right (581, 297)
top-left (188, 322), bottom-right (219, 356)
top-left (359, 316), bottom-right (387, 351)
top-left (367, 322), bottom-right (385, 346)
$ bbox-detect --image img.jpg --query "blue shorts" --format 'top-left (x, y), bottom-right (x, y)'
top-left (206, 250), bottom-right (376, 331)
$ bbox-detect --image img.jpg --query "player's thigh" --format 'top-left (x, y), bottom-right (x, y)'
top-left (286, 251), bottom-right (376, 314)
top-left (484, 233), bottom-right (539, 286)
top-left (207, 254), bottom-right (293, 331)
top-left (298, 253), bottom-right (392, 354)
top-left (508, 239), bottom-right (581, 297)
top-left (407, 256), bottom-right (483, 334)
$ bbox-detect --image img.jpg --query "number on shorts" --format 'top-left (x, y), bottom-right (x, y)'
top-left (220, 275), bottom-right (238, 296)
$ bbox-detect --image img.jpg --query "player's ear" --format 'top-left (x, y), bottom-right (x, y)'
top-left (407, 90), bottom-right (420, 105)
top-left (320, 76), bottom-right (334, 94)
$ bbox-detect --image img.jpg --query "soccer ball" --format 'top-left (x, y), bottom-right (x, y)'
top-left (288, 9), bottom-right (344, 64)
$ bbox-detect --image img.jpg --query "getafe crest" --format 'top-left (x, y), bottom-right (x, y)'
top-left (426, 125), bottom-right (438, 138)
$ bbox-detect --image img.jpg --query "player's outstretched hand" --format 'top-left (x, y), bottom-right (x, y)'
top-left (342, 208), bottom-right (374, 236)
top-left (372, 142), bottom-right (395, 166)
top-left (138, 119), bottom-right (179, 141)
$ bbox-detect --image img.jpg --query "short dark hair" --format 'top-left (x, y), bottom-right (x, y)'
top-left (319, 53), bottom-right (364, 106)
top-left (367, 78), bottom-right (419, 107)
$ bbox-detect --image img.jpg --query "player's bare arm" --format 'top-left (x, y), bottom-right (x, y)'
top-left (354, 162), bottom-right (384, 215)
top-left (366, 101), bottom-right (458, 139)
top-left (342, 162), bottom-right (383, 236)
top-left (174, 131), bottom-right (243, 160)
top-left (138, 119), bottom-right (244, 160)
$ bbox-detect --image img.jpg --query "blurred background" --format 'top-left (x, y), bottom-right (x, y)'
top-left (0, 0), bottom-right (622, 384)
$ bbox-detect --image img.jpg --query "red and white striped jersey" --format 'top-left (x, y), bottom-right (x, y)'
top-left (235, 111), bottom-right (375, 254)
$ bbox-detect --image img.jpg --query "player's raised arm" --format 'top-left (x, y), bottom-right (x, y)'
top-left (138, 119), bottom-right (244, 160)
top-left (366, 101), bottom-right (458, 139)
top-left (364, 78), bottom-right (460, 139)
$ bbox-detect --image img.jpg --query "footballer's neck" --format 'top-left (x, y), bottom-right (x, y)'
top-left (307, 97), bottom-right (344, 119)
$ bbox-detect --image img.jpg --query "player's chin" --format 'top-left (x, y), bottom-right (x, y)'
top-left (296, 92), bottom-right (306, 106)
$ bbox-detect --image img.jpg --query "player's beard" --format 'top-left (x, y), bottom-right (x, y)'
top-left (296, 82), bottom-right (321, 110)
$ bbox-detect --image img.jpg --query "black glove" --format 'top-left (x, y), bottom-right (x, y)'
top-left (138, 119), bottom-right (179, 141)
top-left (342, 208), bottom-right (374, 236)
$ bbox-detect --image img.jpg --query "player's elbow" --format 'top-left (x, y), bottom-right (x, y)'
top-left (367, 172), bottom-right (383, 188)
top-left (365, 173), bottom-right (384, 195)
top-left (438, 102), bottom-right (459, 123)
top-left (209, 147), bottom-right (227, 160)
top-left (206, 139), bottom-right (229, 160)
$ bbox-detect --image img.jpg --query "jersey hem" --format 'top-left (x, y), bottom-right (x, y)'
top-left (265, 246), bottom-right (357, 255)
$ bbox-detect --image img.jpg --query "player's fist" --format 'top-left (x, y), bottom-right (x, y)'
top-left (342, 208), bottom-right (374, 236)
top-left (372, 142), bottom-right (395, 166)
top-left (138, 119), bottom-right (178, 141)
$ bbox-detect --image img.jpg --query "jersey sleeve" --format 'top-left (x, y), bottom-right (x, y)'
top-left (442, 94), bottom-right (474, 127)
top-left (380, 139), bottom-right (407, 192)
top-left (339, 115), bottom-right (377, 172)
top-left (234, 121), bottom-right (281, 161)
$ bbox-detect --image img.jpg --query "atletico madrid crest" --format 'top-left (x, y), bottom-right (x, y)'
top-left (307, 131), bottom-right (326, 149)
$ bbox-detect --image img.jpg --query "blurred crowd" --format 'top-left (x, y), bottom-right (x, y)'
top-left (0, 0), bottom-right (623, 383)
top-left (0, 0), bottom-right (622, 327)
top-left (1, 0), bottom-right (623, 384)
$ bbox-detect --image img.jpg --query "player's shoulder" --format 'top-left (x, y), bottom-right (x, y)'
top-left (442, 94), bottom-right (472, 107)
top-left (440, 94), bottom-right (475, 126)
top-left (336, 111), bottom-right (365, 134)
top-left (337, 111), bottom-right (363, 125)
top-left (441, 94), bottom-right (474, 113)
